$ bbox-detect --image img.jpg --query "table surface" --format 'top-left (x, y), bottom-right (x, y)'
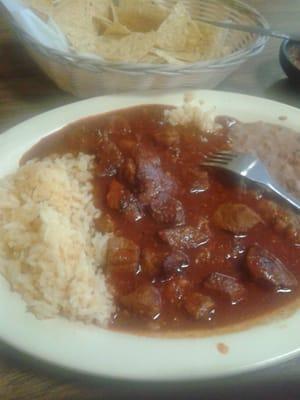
top-left (1, 1), bottom-right (300, 399)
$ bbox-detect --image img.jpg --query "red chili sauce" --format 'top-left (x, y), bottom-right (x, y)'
top-left (22, 105), bottom-right (300, 333)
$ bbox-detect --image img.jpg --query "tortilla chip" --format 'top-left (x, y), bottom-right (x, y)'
top-left (89, 0), bottom-right (112, 19)
top-left (24, 0), bottom-right (230, 64)
top-left (155, 2), bottom-right (225, 61)
top-left (95, 32), bottom-right (157, 62)
top-left (64, 28), bottom-right (98, 54)
top-left (103, 21), bottom-right (131, 37)
top-left (116, 0), bottom-right (168, 33)
top-left (50, 0), bottom-right (110, 53)
top-left (109, 2), bottom-right (118, 22)
top-left (139, 52), bottom-right (165, 64)
top-left (151, 48), bottom-right (186, 65)
top-left (53, 0), bottom-right (111, 35)
top-left (93, 15), bottom-right (112, 34)
top-left (94, 16), bottom-right (131, 37)
top-left (156, 2), bottom-right (198, 51)
top-left (53, 2), bottom-right (93, 35)
top-left (54, 0), bottom-right (111, 19)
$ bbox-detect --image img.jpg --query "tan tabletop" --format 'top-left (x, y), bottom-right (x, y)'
top-left (0, 1), bottom-right (300, 399)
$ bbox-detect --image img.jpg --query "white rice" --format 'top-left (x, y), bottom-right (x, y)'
top-left (164, 95), bottom-right (220, 135)
top-left (0, 153), bottom-right (114, 326)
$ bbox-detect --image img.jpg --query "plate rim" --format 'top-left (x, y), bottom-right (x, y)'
top-left (0, 89), bottom-right (300, 382)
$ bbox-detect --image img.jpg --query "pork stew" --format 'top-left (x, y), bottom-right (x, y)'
top-left (22, 105), bottom-right (300, 333)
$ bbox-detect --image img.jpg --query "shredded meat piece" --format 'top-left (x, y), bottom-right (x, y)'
top-left (120, 193), bottom-right (144, 222)
top-left (135, 146), bottom-right (177, 205)
top-left (94, 214), bottom-right (115, 233)
top-left (184, 292), bottom-right (215, 320)
top-left (121, 157), bottom-right (136, 185)
top-left (106, 179), bottom-right (143, 222)
top-left (159, 218), bottom-right (210, 249)
top-left (188, 169), bottom-right (209, 194)
top-left (246, 245), bottom-right (297, 291)
top-left (159, 226), bottom-right (209, 249)
top-left (96, 136), bottom-right (123, 176)
top-left (153, 126), bottom-right (180, 147)
top-left (231, 237), bottom-right (246, 259)
top-left (120, 285), bottom-right (161, 318)
top-left (150, 196), bottom-right (185, 226)
top-left (106, 179), bottom-right (126, 210)
top-left (213, 203), bottom-right (262, 234)
top-left (164, 277), bottom-right (190, 306)
top-left (117, 138), bottom-right (138, 154)
top-left (163, 250), bottom-right (189, 276)
top-left (259, 199), bottom-right (278, 221)
top-left (106, 237), bottom-right (140, 274)
top-left (198, 216), bottom-right (210, 233)
top-left (141, 247), bottom-right (165, 278)
top-left (259, 200), bottom-right (300, 243)
top-left (195, 247), bottom-right (211, 263)
top-left (204, 272), bottom-right (246, 304)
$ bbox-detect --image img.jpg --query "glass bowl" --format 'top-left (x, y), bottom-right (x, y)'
top-left (5, 0), bottom-right (269, 97)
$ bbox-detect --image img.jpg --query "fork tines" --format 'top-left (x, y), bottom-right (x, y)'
top-left (201, 150), bottom-right (238, 167)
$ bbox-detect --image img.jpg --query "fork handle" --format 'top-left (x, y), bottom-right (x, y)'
top-left (266, 182), bottom-right (300, 212)
top-left (198, 19), bottom-right (300, 41)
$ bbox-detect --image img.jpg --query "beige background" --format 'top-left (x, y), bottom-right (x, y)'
top-left (0, 1), bottom-right (300, 399)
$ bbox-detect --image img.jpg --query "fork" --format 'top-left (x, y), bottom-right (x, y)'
top-left (198, 18), bottom-right (300, 42)
top-left (202, 151), bottom-right (300, 211)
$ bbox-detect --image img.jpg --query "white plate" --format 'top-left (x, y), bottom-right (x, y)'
top-left (0, 90), bottom-right (300, 382)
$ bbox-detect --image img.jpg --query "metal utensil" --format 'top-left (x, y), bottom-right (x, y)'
top-left (199, 18), bottom-right (300, 42)
top-left (202, 151), bottom-right (300, 211)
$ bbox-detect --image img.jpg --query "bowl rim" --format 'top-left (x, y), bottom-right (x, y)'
top-left (5, 0), bottom-right (269, 73)
top-left (280, 39), bottom-right (300, 71)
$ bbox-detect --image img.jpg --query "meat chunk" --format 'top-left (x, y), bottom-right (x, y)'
top-left (96, 137), bottom-right (123, 177)
top-left (159, 226), bottom-right (208, 249)
top-left (153, 126), bottom-right (180, 147)
top-left (258, 199), bottom-right (279, 222)
top-left (188, 169), bottom-right (209, 194)
top-left (276, 214), bottom-right (300, 243)
top-left (120, 193), bottom-right (144, 222)
top-left (159, 218), bottom-right (210, 249)
top-left (120, 285), bottom-right (161, 318)
top-left (106, 237), bottom-right (140, 274)
top-left (106, 179), bottom-right (125, 210)
top-left (259, 200), bottom-right (300, 243)
top-left (231, 237), bottom-right (246, 259)
top-left (195, 247), bottom-right (211, 264)
top-left (204, 272), bottom-right (246, 304)
top-left (121, 157), bottom-right (136, 185)
top-left (141, 247), bottom-right (165, 278)
top-left (246, 245), bottom-right (297, 291)
top-left (198, 216), bottom-right (210, 235)
top-left (164, 277), bottom-right (190, 306)
top-left (150, 196), bottom-right (185, 226)
top-left (213, 203), bottom-right (262, 234)
top-left (163, 250), bottom-right (189, 276)
top-left (136, 146), bottom-right (177, 205)
top-left (106, 179), bottom-right (143, 222)
top-left (117, 138), bottom-right (138, 154)
top-left (184, 292), bottom-right (215, 320)
top-left (94, 213), bottom-right (115, 233)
